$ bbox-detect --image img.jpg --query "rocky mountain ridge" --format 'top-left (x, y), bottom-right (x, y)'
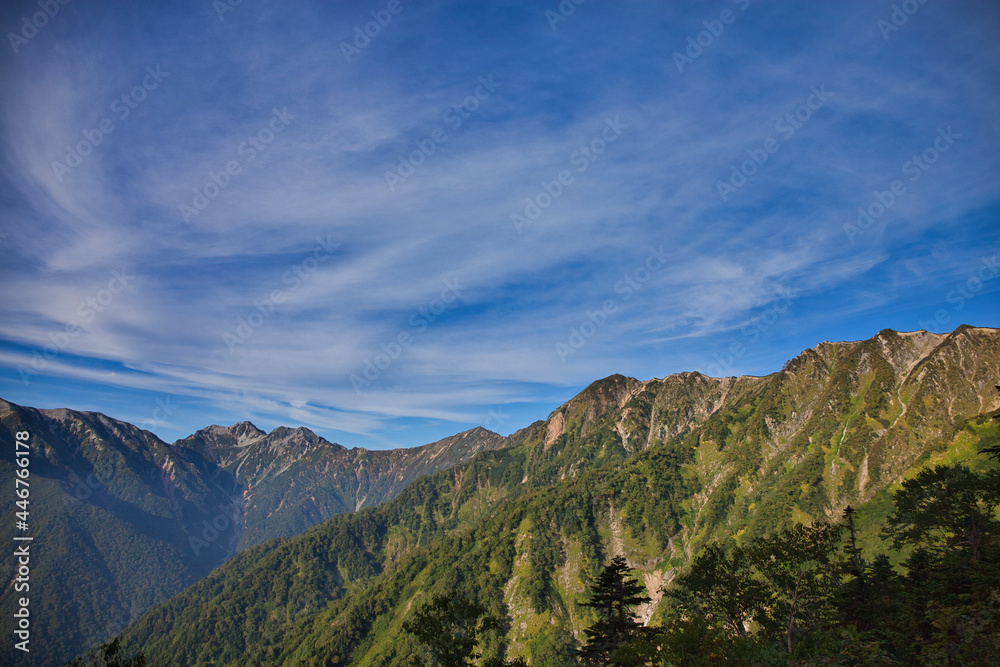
top-left (0, 403), bottom-right (505, 666)
top-left (106, 325), bottom-right (1000, 665)
top-left (3, 325), bottom-right (998, 665)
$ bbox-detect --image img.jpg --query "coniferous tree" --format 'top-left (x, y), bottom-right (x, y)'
top-left (838, 505), bottom-right (873, 632)
top-left (577, 555), bottom-right (651, 665)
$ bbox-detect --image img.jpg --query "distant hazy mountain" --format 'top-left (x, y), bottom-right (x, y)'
top-left (102, 325), bottom-right (999, 665)
top-left (0, 403), bottom-right (505, 666)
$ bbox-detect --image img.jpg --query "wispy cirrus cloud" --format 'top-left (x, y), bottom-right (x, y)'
top-left (1, 0), bottom-right (997, 448)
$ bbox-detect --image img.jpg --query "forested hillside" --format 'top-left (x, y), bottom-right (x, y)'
top-left (110, 326), bottom-right (1000, 664)
top-left (0, 404), bottom-right (504, 667)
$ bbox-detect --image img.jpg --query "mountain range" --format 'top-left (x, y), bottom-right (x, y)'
top-left (0, 404), bottom-right (504, 666)
top-left (3, 325), bottom-right (999, 665)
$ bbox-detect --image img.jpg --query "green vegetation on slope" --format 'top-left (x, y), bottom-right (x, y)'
top-left (0, 402), bottom-right (505, 667)
top-left (112, 327), bottom-right (1000, 664)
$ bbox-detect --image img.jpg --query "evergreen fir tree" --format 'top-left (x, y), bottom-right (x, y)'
top-left (577, 555), bottom-right (651, 665)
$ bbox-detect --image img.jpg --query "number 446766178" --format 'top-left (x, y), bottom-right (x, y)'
top-left (15, 431), bottom-right (30, 525)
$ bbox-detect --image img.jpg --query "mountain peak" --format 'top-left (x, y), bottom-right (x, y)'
top-left (263, 425), bottom-right (344, 452)
top-left (229, 420), bottom-right (264, 435)
top-left (579, 373), bottom-right (645, 406)
top-left (187, 422), bottom-right (265, 448)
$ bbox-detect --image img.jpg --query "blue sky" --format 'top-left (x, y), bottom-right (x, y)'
top-left (1, 0), bottom-right (998, 449)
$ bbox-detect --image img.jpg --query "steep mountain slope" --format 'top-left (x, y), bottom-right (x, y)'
top-left (179, 422), bottom-right (506, 552)
top-left (112, 325), bottom-right (1000, 665)
top-left (0, 406), bottom-right (505, 667)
